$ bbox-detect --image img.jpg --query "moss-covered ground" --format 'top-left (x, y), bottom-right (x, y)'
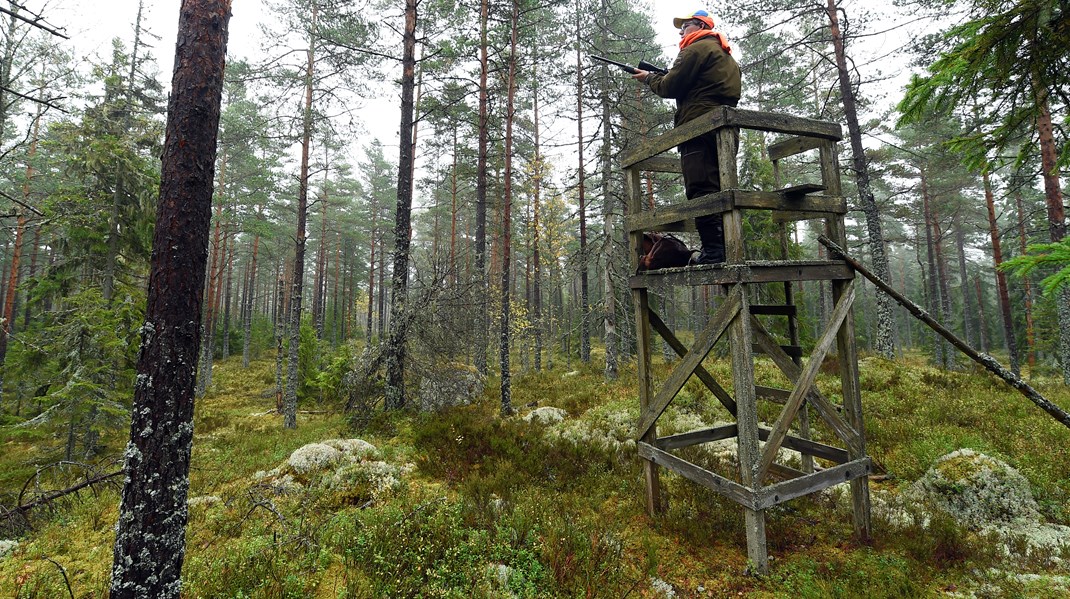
top-left (1, 350), bottom-right (1069, 597)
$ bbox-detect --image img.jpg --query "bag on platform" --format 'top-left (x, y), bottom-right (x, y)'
top-left (639, 232), bottom-right (693, 271)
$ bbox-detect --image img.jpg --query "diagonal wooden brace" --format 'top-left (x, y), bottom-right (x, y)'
top-left (750, 315), bottom-right (862, 455)
top-left (756, 280), bottom-right (856, 483)
top-left (649, 309), bottom-right (738, 416)
top-left (635, 287), bottom-right (742, 441)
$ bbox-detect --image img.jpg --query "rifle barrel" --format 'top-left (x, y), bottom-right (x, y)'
top-left (588, 54), bottom-right (637, 74)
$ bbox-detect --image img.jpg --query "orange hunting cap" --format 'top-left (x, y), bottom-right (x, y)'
top-left (673, 9), bottom-right (715, 29)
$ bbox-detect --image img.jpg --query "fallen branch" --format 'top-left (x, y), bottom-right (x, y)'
top-left (819, 235), bottom-right (1070, 430)
top-left (3, 468), bottom-right (123, 523)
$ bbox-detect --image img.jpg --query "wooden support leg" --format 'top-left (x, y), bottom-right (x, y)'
top-left (833, 277), bottom-right (872, 542)
top-left (728, 283), bottom-right (767, 573)
top-left (634, 288), bottom-right (663, 515)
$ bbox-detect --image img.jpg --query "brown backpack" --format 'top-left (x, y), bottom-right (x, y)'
top-left (639, 232), bottom-right (693, 271)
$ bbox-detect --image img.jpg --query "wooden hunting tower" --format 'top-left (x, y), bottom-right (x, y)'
top-left (624, 107), bottom-right (872, 573)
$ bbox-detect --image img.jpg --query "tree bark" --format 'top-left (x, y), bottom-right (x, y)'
top-left (384, 0), bottom-right (418, 410)
top-left (284, 3), bottom-right (318, 428)
top-left (532, 72), bottom-right (543, 372)
top-left (825, 0), bottom-right (895, 357)
top-left (574, 0), bottom-right (590, 364)
top-left (953, 212), bottom-right (974, 348)
top-left (983, 170), bottom-right (1020, 375)
top-left (921, 170), bottom-right (943, 365)
top-left (242, 230), bottom-right (260, 368)
top-left (1014, 192), bottom-right (1036, 371)
top-left (474, 0), bottom-right (490, 377)
top-left (0, 100), bottom-right (39, 408)
top-left (109, 2), bottom-right (229, 596)
top-left (499, 0), bottom-right (519, 416)
top-left (1033, 87), bottom-right (1070, 383)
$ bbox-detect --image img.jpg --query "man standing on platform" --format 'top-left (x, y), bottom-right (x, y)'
top-left (632, 9), bottom-right (741, 265)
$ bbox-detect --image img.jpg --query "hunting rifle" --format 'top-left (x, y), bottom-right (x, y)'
top-left (589, 54), bottom-right (668, 76)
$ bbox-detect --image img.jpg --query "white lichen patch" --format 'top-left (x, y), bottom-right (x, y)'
top-left (0, 540), bottom-right (17, 560)
top-left (287, 443), bottom-right (344, 474)
top-left (650, 576), bottom-right (676, 598)
top-left (522, 406), bottom-right (568, 425)
top-left (255, 439), bottom-right (406, 501)
top-left (186, 495), bottom-right (222, 508)
top-left (322, 438), bottom-right (381, 461)
top-left (896, 449), bottom-right (1070, 568)
top-left (911, 449), bottom-right (1041, 525)
top-left (545, 407), bottom-right (635, 454)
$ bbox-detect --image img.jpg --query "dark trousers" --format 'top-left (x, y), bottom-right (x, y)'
top-left (680, 130), bottom-right (726, 260)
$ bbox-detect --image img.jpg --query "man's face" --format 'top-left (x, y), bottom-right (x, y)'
top-left (679, 20), bottom-right (701, 37)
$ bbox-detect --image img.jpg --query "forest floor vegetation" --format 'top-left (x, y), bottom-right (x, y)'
top-left (1, 349), bottom-right (1069, 597)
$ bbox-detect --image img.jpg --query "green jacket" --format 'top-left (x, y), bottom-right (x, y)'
top-left (645, 36), bottom-right (741, 126)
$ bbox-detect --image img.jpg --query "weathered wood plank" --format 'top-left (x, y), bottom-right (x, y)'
top-left (768, 135), bottom-right (824, 161)
top-left (726, 108), bottom-right (842, 141)
top-left (779, 183), bottom-right (826, 198)
top-left (636, 288), bottom-right (742, 440)
top-left (627, 166), bottom-right (664, 516)
top-left (635, 155), bottom-right (681, 173)
top-left (750, 315), bottom-right (862, 456)
top-left (648, 309), bottom-right (737, 415)
top-left (726, 279), bottom-right (767, 572)
top-left (758, 428), bottom-right (850, 464)
top-left (755, 385), bottom-right (791, 403)
top-left (757, 282), bottom-right (856, 483)
top-left (622, 107), bottom-right (730, 168)
top-left (624, 192), bottom-right (733, 233)
top-left (629, 261), bottom-right (854, 288)
top-left (623, 191), bottom-right (846, 234)
top-left (638, 442), bottom-right (757, 509)
top-left (656, 424), bottom-right (738, 450)
top-left (622, 107), bottom-right (841, 169)
top-left (753, 457), bottom-right (872, 510)
top-left (654, 423), bottom-right (850, 465)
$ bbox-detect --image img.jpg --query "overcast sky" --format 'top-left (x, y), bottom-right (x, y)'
top-left (35, 0), bottom-right (912, 171)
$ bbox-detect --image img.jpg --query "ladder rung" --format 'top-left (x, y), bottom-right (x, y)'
top-left (778, 183), bottom-right (825, 198)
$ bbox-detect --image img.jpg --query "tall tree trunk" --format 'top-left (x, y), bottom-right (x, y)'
top-left (1033, 87), bottom-right (1070, 383)
top-left (0, 102), bottom-right (39, 408)
top-left (983, 171), bottom-right (1020, 374)
top-left (825, 0), bottom-right (894, 357)
top-left (1014, 192), bottom-right (1036, 371)
top-left (366, 198), bottom-right (377, 341)
top-left (221, 237), bottom-right (234, 359)
top-left (599, 57), bottom-right (617, 381)
top-left (932, 205), bottom-right (954, 367)
top-left (921, 170), bottom-right (944, 365)
top-left (974, 276), bottom-right (991, 353)
top-left (109, 3), bottom-right (229, 595)
top-left (284, 3), bottom-right (318, 429)
top-left (954, 212), bottom-right (974, 348)
top-left (242, 231), bottom-right (260, 368)
top-left (499, 0), bottom-right (519, 416)
top-left (384, 0), bottom-right (418, 410)
top-left (474, 0), bottom-right (490, 377)
top-left (574, 0), bottom-right (590, 364)
top-left (532, 72), bottom-right (543, 372)
top-left (313, 166), bottom-right (329, 338)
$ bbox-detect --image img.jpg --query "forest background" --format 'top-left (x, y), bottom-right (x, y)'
top-left (0, 0), bottom-right (1068, 594)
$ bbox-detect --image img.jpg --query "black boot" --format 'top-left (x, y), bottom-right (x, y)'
top-left (691, 215), bottom-right (725, 265)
